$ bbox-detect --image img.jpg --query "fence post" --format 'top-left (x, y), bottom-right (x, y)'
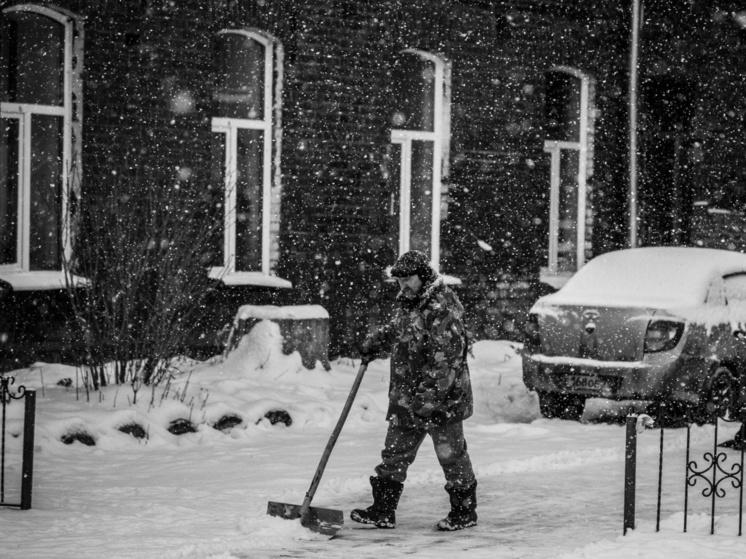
top-left (624, 414), bottom-right (638, 535)
top-left (20, 389), bottom-right (35, 510)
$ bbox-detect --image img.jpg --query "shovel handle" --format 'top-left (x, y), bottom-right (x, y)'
top-left (298, 361), bottom-right (369, 520)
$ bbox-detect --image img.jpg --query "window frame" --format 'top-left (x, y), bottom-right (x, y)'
top-left (541, 66), bottom-right (594, 289)
top-left (0, 4), bottom-right (82, 289)
top-left (390, 49), bottom-right (451, 276)
top-left (209, 28), bottom-right (289, 288)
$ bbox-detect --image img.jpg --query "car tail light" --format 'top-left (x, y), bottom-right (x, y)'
top-left (644, 319), bottom-right (685, 353)
top-left (525, 313), bottom-right (541, 347)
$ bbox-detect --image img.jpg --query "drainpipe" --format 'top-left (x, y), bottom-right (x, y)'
top-left (629, 0), bottom-right (642, 248)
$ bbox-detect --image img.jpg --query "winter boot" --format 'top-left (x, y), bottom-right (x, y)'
top-left (436, 480), bottom-right (478, 531)
top-left (350, 476), bottom-right (404, 528)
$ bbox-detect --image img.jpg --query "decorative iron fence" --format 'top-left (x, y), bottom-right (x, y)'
top-left (624, 409), bottom-right (745, 536)
top-left (0, 373), bottom-right (36, 510)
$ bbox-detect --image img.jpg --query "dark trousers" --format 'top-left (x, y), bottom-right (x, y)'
top-left (374, 420), bottom-right (476, 489)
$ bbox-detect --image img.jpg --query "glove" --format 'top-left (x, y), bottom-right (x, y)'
top-left (359, 336), bottom-right (376, 364)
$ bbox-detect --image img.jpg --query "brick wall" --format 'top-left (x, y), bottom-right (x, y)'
top-left (13, 0), bottom-right (746, 363)
top-left (691, 204), bottom-right (746, 252)
top-left (4, 0), bottom-right (631, 359)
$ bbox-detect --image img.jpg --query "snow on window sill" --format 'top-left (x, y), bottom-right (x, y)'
top-left (539, 267), bottom-right (573, 290)
top-left (0, 270), bottom-right (90, 291)
top-left (441, 274), bottom-right (462, 286)
top-left (209, 268), bottom-right (292, 288)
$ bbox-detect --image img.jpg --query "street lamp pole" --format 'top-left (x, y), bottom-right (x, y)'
top-left (629, 0), bottom-right (642, 248)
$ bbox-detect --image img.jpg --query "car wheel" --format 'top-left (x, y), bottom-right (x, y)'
top-left (537, 391), bottom-right (586, 421)
top-left (693, 366), bottom-right (736, 426)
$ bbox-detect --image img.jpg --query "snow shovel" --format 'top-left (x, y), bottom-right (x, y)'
top-left (267, 360), bottom-right (369, 536)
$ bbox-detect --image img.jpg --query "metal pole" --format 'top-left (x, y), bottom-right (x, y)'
top-left (710, 420), bottom-right (719, 535)
top-left (739, 443), bottom-right (743, 537)
top-left (629, 0), bottom-right (642, 248)
top-left (624, 415), bottom-right (637, 534)
top-left (656, 427), bottom-right (664, 532)
top-left (684, 425), bottom-right (691, 533)
top-left (1, 378), bottom-right (6, 503)
top-left (21, 390), bottom-right (35, 510)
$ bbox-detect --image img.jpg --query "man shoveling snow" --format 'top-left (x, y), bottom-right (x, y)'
top-left (352, 250), bottom-right (478, 532)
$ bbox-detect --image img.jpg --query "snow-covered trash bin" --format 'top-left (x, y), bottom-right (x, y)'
top-left (223, 305), bottom-right (331, 371)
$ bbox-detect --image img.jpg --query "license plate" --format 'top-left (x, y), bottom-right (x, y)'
top-left (563, 374), bottom-right (617, 394)
top-left (542, 365), bottom-right (619, 394)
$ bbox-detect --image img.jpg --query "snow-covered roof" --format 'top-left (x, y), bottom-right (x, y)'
top-left (539, 247), bottom-right (746, 308)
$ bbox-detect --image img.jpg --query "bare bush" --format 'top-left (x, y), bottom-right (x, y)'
top-left (65, 176), bottom-right (222, 390)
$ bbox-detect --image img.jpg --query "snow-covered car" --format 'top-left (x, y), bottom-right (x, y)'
top-left (522, 247), bottom-right (746, 422)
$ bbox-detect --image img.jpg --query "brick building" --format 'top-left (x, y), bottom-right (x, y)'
top-left (3, 0), bottom-right (746, 367)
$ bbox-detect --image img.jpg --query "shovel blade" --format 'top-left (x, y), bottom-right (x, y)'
top-left (267, 501), bottom-right (344, 536)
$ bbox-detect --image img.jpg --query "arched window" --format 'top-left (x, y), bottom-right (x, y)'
top-left (390, 49), bottom-right (451, 274)
top-left (542, 67), bottom-right (595, 287)
top-left (209, 29), bottom-right (288, 287)
top-left (0, 4), bottom-right (83, 287)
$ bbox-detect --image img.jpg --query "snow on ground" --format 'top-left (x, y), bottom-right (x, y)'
top-left (1, 319), bottom-right (745, 558)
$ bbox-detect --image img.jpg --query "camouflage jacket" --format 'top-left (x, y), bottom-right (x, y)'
top-left (365, 277), bottom-right (473, 427)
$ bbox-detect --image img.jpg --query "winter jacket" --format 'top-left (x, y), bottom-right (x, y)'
top-left (364, 276), bottom-right (473, 427)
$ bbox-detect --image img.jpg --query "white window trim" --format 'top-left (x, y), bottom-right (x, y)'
top-left (0, 5), bottom-right (74, 281)
top-left (541, 66), bottom-right (592, 289)
top-left (210, 29), bottom-right (289, 288)
top-left (0, 270), bottom-right (88, 291)
top-left (390, 49), bottom-right (450, 274)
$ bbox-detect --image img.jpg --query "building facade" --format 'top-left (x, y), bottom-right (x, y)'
top-left (2, 0), bottom-right (746, 367)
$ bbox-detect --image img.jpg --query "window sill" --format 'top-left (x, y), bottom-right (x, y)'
top-left (209, 268), bottom-right (292, 288)
top-left (0, 270), bottom-right (90, 291)
top-left (539, 267), bottom-right (573, 290)
top-left (441, 274), bottom-right (462, 286)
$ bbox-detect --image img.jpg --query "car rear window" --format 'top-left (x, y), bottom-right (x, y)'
top-left (553, 250), bottom-right (715, 307)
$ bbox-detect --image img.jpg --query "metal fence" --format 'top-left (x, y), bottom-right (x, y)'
top-left (0, 373), bottom-right (36, 510)
top-left (624, 409), bottom-right (744, 536)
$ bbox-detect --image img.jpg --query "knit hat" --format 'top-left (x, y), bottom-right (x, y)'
top-left (390, 250), bottom-right (437, 283)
